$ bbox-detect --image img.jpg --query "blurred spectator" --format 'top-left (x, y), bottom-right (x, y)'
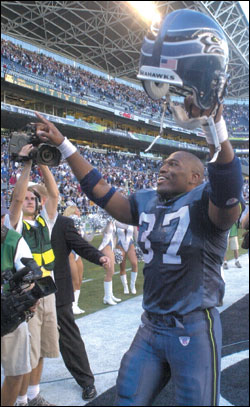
top-left (1, 135), bottom-right (249, 218)
top-left (2, 39), bottom-right (248, 136)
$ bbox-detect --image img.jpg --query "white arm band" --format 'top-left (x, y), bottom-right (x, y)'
top-left (57, 138), bottom-right (77, 159)
top-left (202, 116), bottom-right (228, 145)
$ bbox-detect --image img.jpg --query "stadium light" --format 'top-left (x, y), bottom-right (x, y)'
top-left (127, 1), bottom-right (161, 24)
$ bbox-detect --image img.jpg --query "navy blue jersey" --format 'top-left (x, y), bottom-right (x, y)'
top-left (129, 183), bottom-right (228, 315)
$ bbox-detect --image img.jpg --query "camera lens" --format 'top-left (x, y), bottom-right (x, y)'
top-left (40, 148), bottom-right (53, 162)
top-left (37, 144), bottom-right (61, 166)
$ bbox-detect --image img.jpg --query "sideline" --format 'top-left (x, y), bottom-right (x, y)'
top-left (1, 254), bottom-right (248, 406)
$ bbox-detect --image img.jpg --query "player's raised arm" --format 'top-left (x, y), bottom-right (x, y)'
top-left (34, 112), bottom-right (133, 224)
top-left (206, 136), bottom-right (243, 231)
top-left (8, 145), bottom-right (33, 229)
top-left (184, 97), bottom-right (243, 230)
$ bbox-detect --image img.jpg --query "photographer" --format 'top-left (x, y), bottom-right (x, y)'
top-left (4, 145), bottom-right (59, 406)
top-left (1, 198), bottom-right (36, 406)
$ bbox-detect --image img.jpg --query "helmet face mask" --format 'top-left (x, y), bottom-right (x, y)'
top-left (138, 9), bottom-right (229, 110)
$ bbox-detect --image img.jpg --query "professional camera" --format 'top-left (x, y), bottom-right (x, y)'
top-left (9, 124), bottom-right (61, 167)
top-left (1, 257), bottom-right (57, 337)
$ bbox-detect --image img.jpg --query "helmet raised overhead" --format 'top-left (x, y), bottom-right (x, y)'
top-left (138, 9), bottom-right (229, 110)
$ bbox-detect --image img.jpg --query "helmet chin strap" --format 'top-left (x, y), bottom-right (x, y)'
top-left (145, 99), bottom-right (168, 152)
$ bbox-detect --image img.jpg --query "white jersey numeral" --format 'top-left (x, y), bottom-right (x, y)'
top-left (138, 213), bottom-right (156, 263)
top-left (139, 206), bottom-right (190, 265)
top-left (162, 206), bottom-right (190, 264)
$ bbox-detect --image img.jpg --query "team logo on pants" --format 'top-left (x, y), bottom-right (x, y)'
top-left (179, 336), bottom-right (190, 346)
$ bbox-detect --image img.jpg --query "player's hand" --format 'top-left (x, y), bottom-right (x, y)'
top-left (33, 112), bottom-right (65, 146)
top-left (99, 256), bottom-right (111, 270)
top-left (184, 95), bottom-right (223, 123)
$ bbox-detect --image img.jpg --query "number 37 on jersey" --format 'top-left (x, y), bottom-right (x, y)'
top-left (138, 206), bottom-right (190, 265)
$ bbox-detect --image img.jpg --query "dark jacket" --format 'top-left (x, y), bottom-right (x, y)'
top-left (51, 214), bottom-right (104, 307)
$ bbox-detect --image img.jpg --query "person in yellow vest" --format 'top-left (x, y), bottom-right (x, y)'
top-left (1, 199), bottom-right (36, 406)
top-left (4, 144), bottom-right (59, 407)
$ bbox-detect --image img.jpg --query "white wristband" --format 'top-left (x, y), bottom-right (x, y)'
top-left (57, 138), bottom-right (77, 159)
top-left (215, 116), bottom-right (229, 143)
top-left (202, 116), bottom-right (228, 145)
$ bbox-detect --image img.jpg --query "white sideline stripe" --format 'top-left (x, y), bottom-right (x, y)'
top-left (220, 350), bottom-right (249, 406)
top-left (82, 278), bottom-right (93, 283)
top-left (221, 350), bottom-right (249, 371)
top-left (219, 396), bottom-right (233, 406)
top-left (82, 268), bottom-right (132, 283)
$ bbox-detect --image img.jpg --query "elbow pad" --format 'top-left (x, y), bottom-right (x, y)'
top-left (208, 156), bottom-right (244, 208)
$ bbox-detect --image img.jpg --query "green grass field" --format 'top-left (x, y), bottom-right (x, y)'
top-left (224, 228), bottom-right (248, 260)
top-left (77, 229), bottom-right (248, 319)
top-left (76, 234), bottom-right (145, 318)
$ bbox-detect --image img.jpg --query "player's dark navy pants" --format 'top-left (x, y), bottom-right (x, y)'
top-left (115, 308), bottom-right (222, 406)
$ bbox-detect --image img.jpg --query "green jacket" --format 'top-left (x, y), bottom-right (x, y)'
top-left (1, 227), bottom-right (22, 273)
top-left (1, 227), bottom-right (22, 292)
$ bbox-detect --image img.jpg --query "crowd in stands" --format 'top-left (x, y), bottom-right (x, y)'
top-left (223, 105), bottom-right (249, 134)
top-left (1, 39), bottom-right (249, 213)
top-left (1, 39), bottom-right (249, 135)
top-left (1, 136), bottom-right (249, 217)
top-left (1, 138), bottom-right (164, 214)
top-left (1, 39), bottom-right (163, 118)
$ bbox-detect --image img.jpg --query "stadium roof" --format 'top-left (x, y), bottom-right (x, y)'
top-left (1, 1), bottom-right (249, 99)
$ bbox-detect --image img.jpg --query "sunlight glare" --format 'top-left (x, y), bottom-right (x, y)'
top-left (128, 1), bottom-right (161, 23)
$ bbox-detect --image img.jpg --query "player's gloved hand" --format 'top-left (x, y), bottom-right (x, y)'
top-left (170, 95), bottom-right (223, 130)
top-left (171, 96), bottom-right (227, 162)
top-left (184, 95), bottom-right (223, 123)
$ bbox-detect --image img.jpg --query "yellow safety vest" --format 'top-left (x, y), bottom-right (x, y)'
top-left (22, 215), bottom-right (55, 274)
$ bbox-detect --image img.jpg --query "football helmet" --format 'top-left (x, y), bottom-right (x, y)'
top-left (138, 9), bottom-right (229, 110)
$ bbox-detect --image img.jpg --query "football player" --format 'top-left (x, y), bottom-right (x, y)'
top-left (34, 9), bottom-right (243, 406)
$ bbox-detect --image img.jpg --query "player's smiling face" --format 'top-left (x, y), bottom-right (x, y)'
top-left (157, 152), bottom-right (193, 198)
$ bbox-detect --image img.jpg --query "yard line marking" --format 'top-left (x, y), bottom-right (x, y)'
top-left (82, 268), bottom-right (132, 283)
